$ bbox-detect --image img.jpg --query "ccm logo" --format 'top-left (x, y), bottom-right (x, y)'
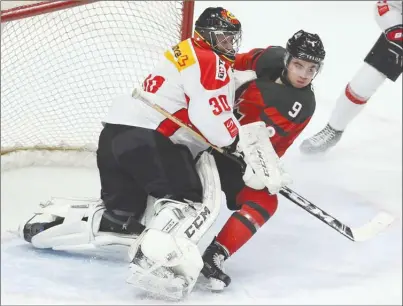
top-left (184, 206), bottom-right (211, 238)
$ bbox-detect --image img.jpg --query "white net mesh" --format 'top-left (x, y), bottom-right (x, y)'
top-left (1, 1), bottom-right (187, 155)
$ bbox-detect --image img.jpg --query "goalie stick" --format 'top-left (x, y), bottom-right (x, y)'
top-left (132, 88), bottom-right (395, 242)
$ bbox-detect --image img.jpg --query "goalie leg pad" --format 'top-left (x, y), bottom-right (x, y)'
top-left (20, 197), bottom-right (137, 251)
top-left (142, 151), bottom-right (224, 244)
top-left (127, 228), bottom-right (203, 300)
top-left (143, 152), bottom-right (226, 244)
top-left (126, 152), bottom-right (223, 298)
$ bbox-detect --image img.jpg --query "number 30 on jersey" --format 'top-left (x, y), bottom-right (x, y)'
top-left (209, 95), bottom-right (230, 115)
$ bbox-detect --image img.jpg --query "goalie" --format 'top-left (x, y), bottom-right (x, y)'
top-left (18, 7), bottom-right (290, 300)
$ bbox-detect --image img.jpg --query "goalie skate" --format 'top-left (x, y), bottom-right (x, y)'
top-left (300, 124), bottom-right (343, 154)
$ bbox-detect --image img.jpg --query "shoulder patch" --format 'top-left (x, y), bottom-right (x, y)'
top-left (216, 58), bottom-right (227, 81)
top-left (164, 39), bottom-right (196, 71)
top-left (196, 51), bottom-right (231, 90)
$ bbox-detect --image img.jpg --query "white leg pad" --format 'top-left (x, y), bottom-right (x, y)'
top-left (22, 197), bottom-right (136, 251)
top-left (144, 151), bottom-right (224, 244)
top-left (127, 228), bottom-right (203, 299)
top-left (127, 152), bottom-right (225, 298)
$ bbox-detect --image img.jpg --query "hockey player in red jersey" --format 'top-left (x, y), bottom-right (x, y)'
top-left (200, 30), bottom-right (326, 290)
top-left (300, 1), bottom-right (402, 154)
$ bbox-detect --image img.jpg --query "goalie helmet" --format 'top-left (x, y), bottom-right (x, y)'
top-left (194, 7), bottom-right (242, 61)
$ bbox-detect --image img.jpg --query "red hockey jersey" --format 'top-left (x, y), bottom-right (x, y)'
top-left (234, 46), bottom-right (317, 157)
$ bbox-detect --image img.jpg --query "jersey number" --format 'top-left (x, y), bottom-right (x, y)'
top-left (210, 95), bottom-right (230, 115)
top-left (288, 101), bottom-right (302, 118)
top-left (143, 74), bottom-right (165, 93)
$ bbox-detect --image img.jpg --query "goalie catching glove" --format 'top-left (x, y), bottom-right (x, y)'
top-left (237, 121), bottom-right (292, 193)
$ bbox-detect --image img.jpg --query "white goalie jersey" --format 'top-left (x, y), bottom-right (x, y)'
top-left (103, 38), bottom-right (240, 157)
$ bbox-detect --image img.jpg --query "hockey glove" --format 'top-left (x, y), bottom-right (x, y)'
top-left (237, 121), bottom-right (292, 194)
top-left (385, 24), bottom-right (403, 67)
top-left (384, 24), bottom-right (403, 51)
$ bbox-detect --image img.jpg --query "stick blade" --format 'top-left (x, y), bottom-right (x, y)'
top-left (352, 211), bottom-right (396, 242)
top-left (132, 87), bottom-right (141, 99)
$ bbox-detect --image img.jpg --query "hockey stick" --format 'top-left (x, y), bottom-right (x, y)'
top-left (132, 88), bottom-right (395, 242)
top-left (278, 187), bottom-right (395, 242)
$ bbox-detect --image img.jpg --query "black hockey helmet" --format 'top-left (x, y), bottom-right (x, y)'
top-left (286, 29), bottom-right (326, 64)
top-left (283, 30), bottom-right (325, 81)
top-left (194, 7), bottom-right (242, 61)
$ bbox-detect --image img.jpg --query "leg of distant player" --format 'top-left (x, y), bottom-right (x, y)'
top-left (300, 1), bottom-right (402, 154)
top-left (300, 32), bottom-right (402, 154)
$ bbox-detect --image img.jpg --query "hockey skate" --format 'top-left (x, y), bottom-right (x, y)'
top-left (299, 123), bottom-right (343, 154)
top-left (201, 238), bottom-right (231, 292)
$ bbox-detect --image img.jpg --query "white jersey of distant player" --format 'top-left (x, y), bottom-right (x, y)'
top-left (375, 1), bottom-right (402, 32)
top-left (104, 38), bottom-right (240, 157)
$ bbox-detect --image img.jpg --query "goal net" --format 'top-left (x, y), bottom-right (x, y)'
top-left (1, 0), bottom-right (194, 170)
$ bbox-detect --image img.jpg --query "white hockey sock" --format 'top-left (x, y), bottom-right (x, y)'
top-left (328, 62), bottom-right (387, 131)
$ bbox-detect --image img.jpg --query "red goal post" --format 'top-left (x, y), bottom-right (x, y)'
top-left (1, 1), bottom-right (194, 40)
top-left (1, 1), bottom-right (194, 166)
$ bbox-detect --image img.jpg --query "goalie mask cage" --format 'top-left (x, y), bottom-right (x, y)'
top-left (1, 0), bottom-right (194, 170)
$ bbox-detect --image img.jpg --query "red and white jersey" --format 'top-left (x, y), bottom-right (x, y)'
top-left (375, 1), bottom-right (402, 31)
top-left (103, 38), bottom-right (240, 157)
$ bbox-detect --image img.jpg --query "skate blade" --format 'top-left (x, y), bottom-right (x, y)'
top-left (208, 278), bottom-right (225, 292)
top-left (127, 265), bottom-right (187, 300)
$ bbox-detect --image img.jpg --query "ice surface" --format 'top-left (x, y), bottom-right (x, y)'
top-left (1, 1), bottom-right (402, 305)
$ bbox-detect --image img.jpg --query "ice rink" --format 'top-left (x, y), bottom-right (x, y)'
top-left (1, 1), bottom-right (402, 305)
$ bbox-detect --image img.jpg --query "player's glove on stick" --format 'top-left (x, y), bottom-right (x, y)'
top-left (237, 121), bottom-right (292, 194)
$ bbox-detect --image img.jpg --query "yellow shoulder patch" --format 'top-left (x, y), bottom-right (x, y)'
top-left (164, 39), bottom-right (196, 72)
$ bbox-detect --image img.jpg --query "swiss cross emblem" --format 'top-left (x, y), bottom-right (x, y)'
top-left (178, 55), bottom-right (189, 67)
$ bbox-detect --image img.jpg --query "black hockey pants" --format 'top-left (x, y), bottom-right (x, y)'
top-left (96, 123), bottom-right (203, 219)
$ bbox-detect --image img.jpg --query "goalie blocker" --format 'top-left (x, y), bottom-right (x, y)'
top-left (19, 151), bottom-right (224, 300)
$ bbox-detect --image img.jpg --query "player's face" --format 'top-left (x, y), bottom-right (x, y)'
top-left (287, 58), bottom-right (319, 88)
top-left (212, 31), bottom-right (242, 57)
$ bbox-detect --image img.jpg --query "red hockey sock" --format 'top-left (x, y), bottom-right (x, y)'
top-left (216, 187), bottom-right (278, 255)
